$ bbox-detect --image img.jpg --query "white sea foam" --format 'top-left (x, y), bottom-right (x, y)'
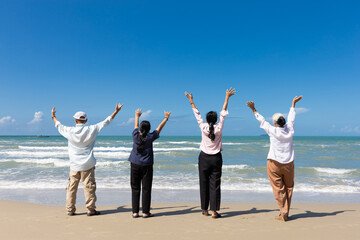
top-left (295, 183), bottom-right (360, 193)
top-left (19, 145), bottom-right (133, 152)
top-left (0, 150), bottom-right (130, 159)
top-left (96, 161), bottom-right (128, 167)
top-left (222, 165), bottom-right (251, 170)
top-left (162, 141), bottom-right (200, 145)
top-left (222, 142), bottom-right (249, 145)
top-left (314, 167), bottom-right (357, 175)
top-left (19, 146), bottom-right (68, 150)
top-left (0, 177), bottom-right (358, 193)
top-left (154, 147), bottom-right (199, 152)
top-left (0, 150), bottom-right (69, 157)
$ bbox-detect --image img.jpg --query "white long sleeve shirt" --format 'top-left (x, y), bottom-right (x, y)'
top-left (55, 116), bottom-right (113, 171)
top-left (255, 108), bottom-right (296, 164)
top-left (192, 108), bottom-right (228, 155)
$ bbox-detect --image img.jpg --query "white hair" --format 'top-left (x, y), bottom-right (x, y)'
top-left (272, 113), bottom-right (284, 123)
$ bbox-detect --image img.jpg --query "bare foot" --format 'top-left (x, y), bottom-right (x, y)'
top-left (275, 215), bottom-right (287, 222)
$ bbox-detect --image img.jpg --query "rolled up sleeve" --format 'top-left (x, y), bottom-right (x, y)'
top-left (255, 112), bottom-right (273, 136)
top-left (287, 107), bottom-right (296, 127)
top-left (96, 116), bottom-right (113, 132)
top-left (55, 121), bottom-right (70, 139)
top-left (217, 110), bottom-right (229, 130)
top-left (192, 108), bottom-right (206, 129)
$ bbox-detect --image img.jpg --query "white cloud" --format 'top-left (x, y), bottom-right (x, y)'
top-left (0, 116), bottom-right (16, 125)
top-left (340, 125), bottom-right (360, 134)
top-left (294, 107), bottom-right (309, 114)
top-left (119, 110), bottom-right (152, 126)
top-left (28, 111), bottom-right (43, 124)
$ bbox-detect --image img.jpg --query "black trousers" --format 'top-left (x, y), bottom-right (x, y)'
top-left (198, 151), bottom-right (223, 211)
top-left (130, 163), bottom-right (153, 214)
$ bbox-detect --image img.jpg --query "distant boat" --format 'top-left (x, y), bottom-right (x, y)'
top-left (37, 135), bottom-right (50, 138)
top-left (260, 134), bottom-right (268, 137)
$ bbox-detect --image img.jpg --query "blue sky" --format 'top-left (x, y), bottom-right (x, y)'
top-left (0, 0), bottom-right (359, 136)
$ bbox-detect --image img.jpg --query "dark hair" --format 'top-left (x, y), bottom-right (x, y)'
top-left (206, 111), bottom-right (218, 141)
top-left (276, 116), bottom-right (286, 128)
top-left (137, 121), bottom-right (151, 154)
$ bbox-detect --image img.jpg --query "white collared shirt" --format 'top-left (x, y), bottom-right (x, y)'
top-left (255, 108), bottom-right (296, 164)
top-left (55, 116), bottom-right (113, 171)
top-left (192, 108), bottom-right (229, 155)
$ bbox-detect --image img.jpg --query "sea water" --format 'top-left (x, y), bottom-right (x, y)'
top-left (0, 136), bottom-right (359, 204)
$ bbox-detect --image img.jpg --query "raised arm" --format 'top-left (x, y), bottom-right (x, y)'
top-left (110, 103), bottom-right (124, 119)
top-left (246, 101), bottom-right (258, 114)
top-left (185, 92), bottom-right (197, 109)
top-left (134, 109), bottom-right (142, 129)
top-left (288, 96), bottom-right (302, 126)
top-left (156, 111), bottom-right (171, 134)
top-left (51, 107), bottom-right (59, 124)
top-left (292, 96), bottom-right (303, 108)
top-left (222, 87), bottom-right (236, 111)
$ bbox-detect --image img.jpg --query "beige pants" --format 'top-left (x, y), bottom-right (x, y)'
top-left (267, 159), bottom-right (294, 218)
top-left (66, 167), bottom-right (97, 213)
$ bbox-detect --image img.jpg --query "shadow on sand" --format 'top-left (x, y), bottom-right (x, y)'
top-left (289, 210), bottom-right (354, 221)
top-left (221, 207), bottom-right (278, 218)
top-left (100, 205), bottom-right (192, 216)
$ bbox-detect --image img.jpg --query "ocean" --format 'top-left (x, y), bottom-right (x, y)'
top-left (0, 136), bottom-right (359, 204)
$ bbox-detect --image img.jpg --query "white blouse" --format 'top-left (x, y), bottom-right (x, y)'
top-left (192, 108), bottom-right (228, 155)
top-left (255, 108), bottom-right (296, 164)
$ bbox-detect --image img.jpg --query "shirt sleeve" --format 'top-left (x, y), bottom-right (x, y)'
top-left (287, 107), bottom-right (296, 128)
top-left (255, 112), bottom-right (275, 136)
top-left (192, 108), bottom-right (207, 130)
top-left (132, 128), bottom-right (140, 143)
top-left (96, 116), bottom-right (113, 133)
top-left (55, 121), bottom-right (71, 139)
top-left (151, 130), bottom-right (160, 141)
top-left (218, 110), bottom-right (229, 130)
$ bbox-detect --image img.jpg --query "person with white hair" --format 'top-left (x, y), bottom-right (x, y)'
top-left (246, 96), bottom-right (303, 221)
top-left (51, 104), bottom-right (123, 216)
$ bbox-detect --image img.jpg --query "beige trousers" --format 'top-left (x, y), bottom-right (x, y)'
top-left (267, 159), bottom-right (294, 218)
top-left (66, 167), bottom-right (97, 213)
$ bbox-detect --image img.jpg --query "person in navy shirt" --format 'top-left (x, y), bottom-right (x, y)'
top-left (128, 108), bottom-right (171, 218)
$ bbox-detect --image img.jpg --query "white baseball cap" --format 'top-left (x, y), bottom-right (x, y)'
top-left (73, 111), bottom-right (87, 120)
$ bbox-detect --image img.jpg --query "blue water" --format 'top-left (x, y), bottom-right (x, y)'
top-left (0, 136), bottom-right (359, 197)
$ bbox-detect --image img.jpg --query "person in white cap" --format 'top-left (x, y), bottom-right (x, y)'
top-left (51, 104), bottom-right (123, 216)
top-left (246, 96), bottom-right (302, 221)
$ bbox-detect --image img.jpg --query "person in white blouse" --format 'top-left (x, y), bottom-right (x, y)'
top-left (51, 104), bottom-right (123, 216)
top-left (185, 88), bottom-right (236, 218)
top-left (247, 96), bottom-right (303, 221)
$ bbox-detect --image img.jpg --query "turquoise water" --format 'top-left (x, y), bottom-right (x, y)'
top-left (0, 136), bottom-right (359, 194)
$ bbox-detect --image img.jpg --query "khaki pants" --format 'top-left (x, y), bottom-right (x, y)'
top-left (66, 167), bottom-right (97, 213)
top-left (267, 159), bottom-right (294, 219)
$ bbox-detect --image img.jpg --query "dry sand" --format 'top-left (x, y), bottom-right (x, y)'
top-left (0, 200), bottom-right (359, 240)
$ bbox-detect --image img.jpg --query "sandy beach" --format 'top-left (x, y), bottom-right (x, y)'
top-left (1, 200), bottom-right (359, 240)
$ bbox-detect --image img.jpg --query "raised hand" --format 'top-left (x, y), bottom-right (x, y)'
top-left (52, 107), bottom-right (56, 118)
top-left (185, 92), bottom-right (193, 102)
top-left (292, 96), bottom-right (303, 107)
top-left (135, 108), bottom-right (142, 118)
top-left (115, 103), bottom-right (124, 112)
top-left (246, 101), bottom-right (255, 109)
top-left (164, 111), bottom-right (171, 119)
top-left (222, 87), bottom-right (236, 111)
top-left (246, 101), bottom-right (257, 114)
top-left (185, 91), bottom-right (197, 109)
top-left (226, 87), bottom-right (236, 98)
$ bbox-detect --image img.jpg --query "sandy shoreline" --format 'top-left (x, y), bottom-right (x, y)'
top-left (1, 200), bottom-right (359, 240)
